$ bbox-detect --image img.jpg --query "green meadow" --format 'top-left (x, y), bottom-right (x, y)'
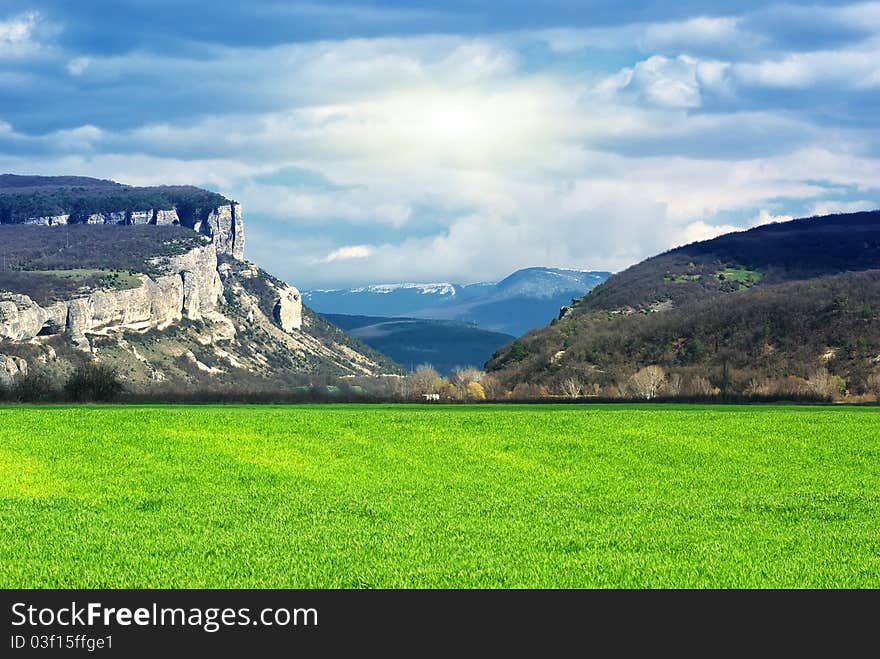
top-left (1, 404), bottom-right (878, 588)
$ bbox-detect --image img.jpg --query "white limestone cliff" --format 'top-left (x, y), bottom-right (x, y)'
top-left (0, 243), bottom-right (225, 351)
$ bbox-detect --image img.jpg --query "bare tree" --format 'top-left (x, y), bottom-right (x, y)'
top-left (559, 377), bottom-right (583, 398)
top-left (626, 365), bottom-right (666, 400)
top-left (408, 364), bottom-right (441, 397)
top-left (480, 374), bottom-right (507, 400)
top-left (662, 372), bottom-right (682, 397)
top-left (450, 367), bottom-right (484, 400)
top-left (808, 368), bottom-right (834, 398)
top-left (683, 375), bottom-right (714, 396)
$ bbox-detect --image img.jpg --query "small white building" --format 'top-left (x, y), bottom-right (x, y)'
top-left (422, 393), bottom-right (441, 401)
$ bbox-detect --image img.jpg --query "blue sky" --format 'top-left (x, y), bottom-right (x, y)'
top-left (1, 1), bottom-right (878, 288)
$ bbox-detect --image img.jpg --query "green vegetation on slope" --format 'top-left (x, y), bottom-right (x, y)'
top-left (488, 270), bottom-right (880, 396)
top-left (572, 211), bottom-right (880, 315)
top-left (715, 267), bottom-right (762, 287)
top-left (1, 404), bottom-right (878, 588)
top-left (0, 225), bottom-right (210, 304)
top-left (0, 269), bottom-right (143, 304)
top-left (0, 224), bottom-right (208, 272)
top-left (488, 212), bottom-right (880, 398)
top-left (0, 175), bottom-right (229, 222)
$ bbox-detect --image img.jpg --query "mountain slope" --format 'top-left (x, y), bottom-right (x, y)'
top-left (487, 211), bottom-right (880, 398)
top-left (0, 177), bottom-right (402, 393)
top-left (569, 211), bottom-right (880, 316)
top-left (325, 313), bottom-right (515, 375)
top-left (305, 267), bottom-right (610, 336)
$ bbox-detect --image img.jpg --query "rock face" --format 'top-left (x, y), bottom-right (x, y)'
top-left (17, 203), bottom-right (244, 260)
top-left (0, 354), bottom-right (27, 386)
top-left (23, 214), bottom-right (69, 226)
top-left (274, 286), bottom-right (303, 332)
top-left (154, 209), bottom-right (179, 226)
top-left (203, 203), bottom-right (245, 260)
top-left (0, 243), bottom-right (225, 351)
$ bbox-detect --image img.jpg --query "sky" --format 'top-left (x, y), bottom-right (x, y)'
top-left (1, 1), bottom-right (879, 288)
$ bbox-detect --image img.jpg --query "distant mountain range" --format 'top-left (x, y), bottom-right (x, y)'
top-left (324, 314), bottom-right (515, 376)
top-left (305, 267), bottom-right (610, 336)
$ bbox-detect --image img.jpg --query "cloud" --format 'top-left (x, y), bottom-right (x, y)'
top-left (672, 220), bottom-right (743, 247)
top-left (321, 245), bottom-right (374, 263)
top-left (808, 199), bottom-right (878, 216)
top-left (66, 56), bottom-right (90, 75)
top-left (0, 11), bottom-right (42, 56)
top-left (622, 55), bottom-right (702, 108)
top-left (732, 45), bottom-right (880, 90)
top-left (0, 2), bottom-right (878, 289)
top-left (751, 209), bottom-right (793, 226)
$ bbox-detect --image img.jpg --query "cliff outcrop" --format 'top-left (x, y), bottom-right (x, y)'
top-left (0, 175), bottom-right (402, 387)
top-left (0, 243), bottom-right (223, 351)
top-left (18, 203), bottom-right (245, 261)
top-left (0, 175), bottom-right (245, 260)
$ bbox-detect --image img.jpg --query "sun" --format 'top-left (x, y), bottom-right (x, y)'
top-left (421, 96), bottom-right (486, 142)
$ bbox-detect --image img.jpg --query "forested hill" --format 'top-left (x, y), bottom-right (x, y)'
top-left (569, 210), bottom-right (880, 316)
top-left (0, 174), bottom-right (229, 221)
top-left (486, 210), bottom-right (880, 400)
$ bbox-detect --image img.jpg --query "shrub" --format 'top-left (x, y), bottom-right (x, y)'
top-left (64, 363), bottom-right (124, 402)
top-left (11, 370), bottom-right (58, 402)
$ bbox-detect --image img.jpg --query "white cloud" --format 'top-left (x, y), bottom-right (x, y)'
top-left (621, 56), bottom-right (702, 108)
top-left (751, 209), bottom-right (793, 226)
top-left (321, 245), bottom-right (374, 263)
top-left (66, 56), bottom-right (91, 76)
top-left (641, 16), bottom-right (755, 52)
top-left (808, 200), bottom-right (878, 216)
top-left (733, 45), bottom-right (880, 90)
top-left (672, 221), bottom-right (742, 247)
top-left (0, 11), bottom-right (40, 56)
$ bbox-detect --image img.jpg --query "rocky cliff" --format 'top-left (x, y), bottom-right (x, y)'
top-left (0, 242), bottom-right (223, 351)
top-left (0, 175), bottom-right (245, 260)
top-left (0, 175), bottom-right (402, 389)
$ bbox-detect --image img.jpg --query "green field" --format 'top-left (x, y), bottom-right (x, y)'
top-left (1, 404), bottom-right (878, 588)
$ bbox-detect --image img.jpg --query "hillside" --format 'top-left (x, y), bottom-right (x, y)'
top-left (569, 211), bottom-right (880, 316)
top-left (487, 211), bottom-right (880, 399)
top-left (305, 267), bottom-right (610, 336)
top-left (325, 313), bottom-right (515, 375)
top-left (0, 177), bottom-right (402, 394)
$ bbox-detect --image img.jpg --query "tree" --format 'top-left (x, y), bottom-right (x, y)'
top-left (64, 362), bottom-right (124, 402)
top-left (511, 383), bottom-right (547, 400)
top-left (480, 374), bottom-right (507, 400)
top-left (466, 381), bottom-right (486, 401)
top-left (559, 377), bottom-right (583, 398)
top-left (408, 364), bottom-right (441, 396)
top-left (662, 372), bottom-right (682, 397)
top-left (508, 340), bottom-right (527, 361)
top-left (626, 365), bottom-right (666, 400)
top-left (451, 367), bottom-right (483, 400)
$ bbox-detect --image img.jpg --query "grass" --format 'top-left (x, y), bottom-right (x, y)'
top-left (1, 404), bottom-right (878, 588)
top-left (664, 273), bottom-right (702, 282)
top-left (0, 268), bottom-right (142, 304)
top-left (716, 267), bottom-right (763, 287)
top-left (25, 268), bottom-right (142, 287)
